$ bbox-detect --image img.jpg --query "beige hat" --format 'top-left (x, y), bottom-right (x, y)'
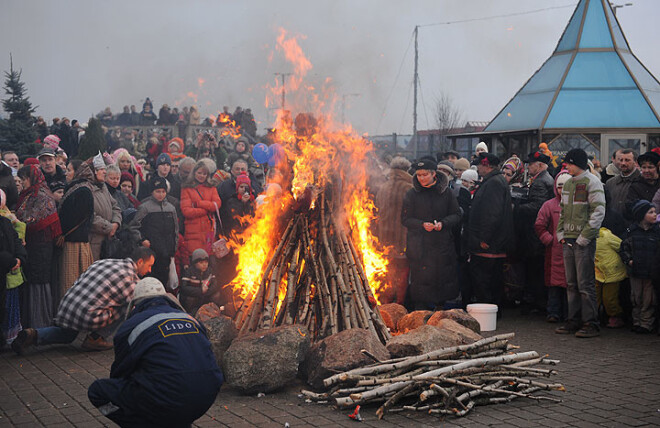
top-left (454, 158), bottom-right (470, 171)
top-left (127, 277), bottom-right (184, 316)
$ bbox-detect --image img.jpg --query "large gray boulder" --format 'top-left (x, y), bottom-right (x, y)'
top-left (427, 309), bottom-right (481, 334)
top-left (386, 325), bottom-right (463, 358)
top-left (303, 328), bottom-right (389, 389)
top-left (201, 315), bottom-right (238, 368)
top-left (223, 324), bottom-right (310, 394)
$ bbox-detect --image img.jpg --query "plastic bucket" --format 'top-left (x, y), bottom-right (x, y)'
top-left (466, 304), bottom-right (498, 332)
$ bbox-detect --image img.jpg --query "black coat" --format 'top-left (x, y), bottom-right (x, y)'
top-left (59, 182), bottom-right (94, 242)
top-left (0, 216), bottom-right (27, 287)
top-left (0, 162), bottom-right (18, 210)
top-left (468, 170), bottom-right (514, 255)
top-left (620, 223), bottom-right (660, 279)
top-left (402, 173), bottom-right (461, 305)
top-left (515, 169), bottom-right (554, 257)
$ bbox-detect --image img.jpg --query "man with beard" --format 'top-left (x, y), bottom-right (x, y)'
top-left (605, 148), bottom-right (639, 217)
top-left (38, 147), bottom-right (67, 187)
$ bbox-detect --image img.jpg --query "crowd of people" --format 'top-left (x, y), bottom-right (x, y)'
top-left (374, 143), bottom-right (660, 338)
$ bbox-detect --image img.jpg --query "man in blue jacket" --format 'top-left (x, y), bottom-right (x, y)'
top-left (88, 277), bottom-right (223, 427)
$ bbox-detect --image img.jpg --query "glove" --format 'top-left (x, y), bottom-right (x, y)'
top-left (576, 235), bottom-right (590, 247)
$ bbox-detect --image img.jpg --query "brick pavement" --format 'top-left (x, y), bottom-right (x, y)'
top-left (1, 310), bottom-right (659, 427)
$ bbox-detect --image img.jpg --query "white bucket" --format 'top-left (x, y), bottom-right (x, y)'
top-left (466, 304), bottom-right (498, 332)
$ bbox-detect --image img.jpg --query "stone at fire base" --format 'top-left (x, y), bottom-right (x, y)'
top-left (302, 328), bottom-right (390, 390)
top-left (427, 309), bottom-right (481, 334)
top-left (222, 324), bottom-right (310, 394)
top-left (378, 303), bottom-right (408, 332)
top-left (386, 325), bottom-right (463, 358)
top-left (200, 315), bottom-right (238, 368)
top-left (428, 318), bottom-right (482, 344)
top-left (396, 310), bottom-right (433, 333)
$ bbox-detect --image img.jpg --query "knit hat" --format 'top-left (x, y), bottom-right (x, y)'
top-left (564, 148), bottom-right (588, 170)
top-left (475, 142), bottom-right (488, 154)
top-left (151, 176), bottom-right (168, 192)
top-left (191, 248), bottom-right (209, 263)
top-left (93, 152), bottom-right (106, 170)
top-left (437, 160), bottom-right (456, 178)
top-left (43, 134), bottom-right (61, 150)
top-left (156, 153), bottom-right (172, 166)
top-left (235, 172), bottom-right (251, 193)
top-left (454, 158), bottom-right (470, 171)
top-left (460, 169), bottom-right (479, 183)
top-left (631, 199), bottom-right (653, 222)
top-left (555, 171), bottom-right (571, 189)
top-left (24, 158), bottom-right (39, 166)
top-left (525, 151), bottom-right (551, 165)
top-left (49, 180), bottom-right (66, 193)
top-left (120, 171), bottom-right (135, 187)
top-left (128, 277), bottom-right (184, 315)
top-left (413, 158), bottom-right (437, 171)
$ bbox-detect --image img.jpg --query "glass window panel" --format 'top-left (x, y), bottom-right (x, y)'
top-left (608, 138), bottom-right (640, 160)
top-left (579, 0), bottom-right (613, 49)
top-left (522, 54), bottom-right (572, 93)
top-left (619, 52), bottom-right (660, 91)
top-left (563, 52), bottom-right (634, 89)
top-left (486, 92), bottom-right (555, 131)
top-left (546, 89), bottom-right (659, 128)
top-left (603, 2), bottom-right (629, 50)
top-left (557, 0), bottom-right (585, 52)
top-left (548, 134), bottom-right (600, 160)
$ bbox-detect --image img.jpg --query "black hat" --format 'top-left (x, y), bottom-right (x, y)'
top-left (525, 151), bottom-right (551, 165)
top-left (471, 152), bottom-right (500, 167)
top-left (564, 148), bottom-right (588, 170)
top-left (637, 151), bottom-right (660, 167)
top-left (631, 199), bottom-right (653, 222)
top-left (413, 158), bottom-right (438, 171)
top-left (37, 147), bottom-right (57, 158)
top-left (152, 177), bottom-right (168, 192)
top-left (49, 181), bottom-right (66, 192)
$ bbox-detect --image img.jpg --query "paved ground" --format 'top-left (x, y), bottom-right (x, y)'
top-left (1, 310), bottom-right (659, 427)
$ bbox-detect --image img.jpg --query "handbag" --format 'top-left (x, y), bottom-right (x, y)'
top-left (100, 236), bottom-right (123, 259)
top-left (55, 220), bottom-right (85, 248)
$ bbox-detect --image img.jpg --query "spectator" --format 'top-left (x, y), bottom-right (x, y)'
top-left (10, 247), bottom-right (156, 355)
top-left (535, 171), bottom-right (571, 322)
top-left (181, 161), bottom-right (222, 254)
top-left (138, 153), bottom-right (182, 201)
top-left (56, 118), bottom-right (72, 156)
top-left (595, 226), bottom-right (627, 329)
top-left (220, 172), bottom-right (255, 238)
top-left (604, 148), bottom-right (639, 217)
top-left (189, 105), bottom-right (200, 125)
top-left (0, 159), bottom-right (18, 210)
top-left (68, 120), bottom-right (82, 157)
top-left (177, 156), bottom-right (196, 183)
top-left (16, 165), bottom-right (62, 328)
top-left (59, 161), bottom-right (95, 294)
top-left (180, 249), bottom-right (221, 314)
top-left (89, 154), bottom-right (122, 261)
top-left (629, 151), bottom-right (660, 207)
top-left (454, 158), bottom-right (470, 178)
top-left (105, 165), bottom-right (133, 213)
top-left (601, 149), bottom-right (621, 184)
top-left (35, 116), bottom-right (49, 141)
top-left (87, 277), bottom-right (223, 427)
top-left (157, 104), bottom-right (171, 125)
top-left (140, 103), bottom-right (157, 126)
top-left (555, 148), bottom-right (605, 338)
top-left (99, 107), bottom-right (114, 127)
top-left (0, 189), bottom-right (27, 347)
top-left (218, 158), bottom-right (262, 207)
top-left (38, 147), bottom-right (67, 187)
top-left (468, 153), bottom-right (514, 307)
top-left (2, 150), bottom-right (20, 172)
top-left (116, 106), bottom-right (131, 126)
top-left (113, 148), bottom-right (144, 196)
top-left (374, 156), bottom-right (413, 305)
top-left (49, 181), bottom-right (66, 205)
top-left (401, 158), bottom-right (461, 310)
top-left (129, 105), bottom-right (140, 126)
top-left (119, 172), bottom-right (141, 209)
top-left (619, 200), bottom-right (659, 334)
top-left (130, 177), bottom-right (178, 290)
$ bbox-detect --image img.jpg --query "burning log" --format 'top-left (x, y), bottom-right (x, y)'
top-left (302, 333), bottom-right (564, 419)
top-left (234, 187), bottom-right (390, 344)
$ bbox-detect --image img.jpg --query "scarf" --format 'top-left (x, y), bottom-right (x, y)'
top-left (61, 162), bottom-right (95, 205)
top-left (16, 165), bottom-right (61, 236)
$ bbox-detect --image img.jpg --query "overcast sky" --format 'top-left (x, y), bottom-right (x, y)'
top-left (1, 0), bottom-right (658, 136)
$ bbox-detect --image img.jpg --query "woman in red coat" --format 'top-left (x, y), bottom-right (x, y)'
top-left (180, 161), bottom-right (222, 255)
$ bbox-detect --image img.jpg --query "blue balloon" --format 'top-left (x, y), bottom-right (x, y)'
top-left (252, 143), bottom-right (270, 164)
top-left (268, 143), bottom-right (286, 167)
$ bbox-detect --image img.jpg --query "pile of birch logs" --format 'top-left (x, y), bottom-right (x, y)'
top-left (302, 333), bottom-right (564, 419)
top-left (234, 191), bottom-right (391, 344)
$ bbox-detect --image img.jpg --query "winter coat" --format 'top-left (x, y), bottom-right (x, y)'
top-left (595, 227), bottom-right (628, 283)
top-left (0, 216), bottom-right (27, 290)
top-left (42, 165), bottom-right (67, 188)
top-left (557, 170), bottom-right (606, 243)
top-left (0, 162), bottom-right (18, 210)
top-left (130, 196), bottom-right (179, 258)
top-left (374, 168), bottom-right (413, 255)
top-left (515, 169), bottom-right (555, 257)
top-left (59, 182), bottom-right (94, 243)
top-left (534, 190), bottom-right (566, 288)
top-left (401, 173), bottom-right (461, 304)
top-left (181, 184), bottom-right (222, 254)
top-left (605, 169), bottom-right (640, 216)
top-left (619, 223), bottom-right (660, 279)
top-left (468, 170), bottom-right (514, 255)
top-left (90, 183), bottom-right (122, 258)
top-left (99, 297), bottom-right (223, 426)
top-left (629, 177), bottom-right (660, 208)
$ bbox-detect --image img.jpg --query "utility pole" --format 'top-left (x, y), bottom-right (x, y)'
top-left (611, 2), bottom-right (633, 16)
top-left (413, 25), bottom-right (419, 159)
top-left (274, 72), bottom-right (293, 110)
top-left (341, 93), bottom-right (360, 124)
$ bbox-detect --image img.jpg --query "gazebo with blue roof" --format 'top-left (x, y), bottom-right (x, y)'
top-left (453, 0), bottom-right (660, 162)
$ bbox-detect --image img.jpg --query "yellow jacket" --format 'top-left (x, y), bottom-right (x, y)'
top-left (595, 227), bottom-right (627, 283)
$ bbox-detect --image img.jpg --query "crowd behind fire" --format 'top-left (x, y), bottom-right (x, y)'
top-left (0, 99), bottom-right (658, 357)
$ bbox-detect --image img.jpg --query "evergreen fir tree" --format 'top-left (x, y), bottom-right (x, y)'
top-left (0, 55), bottom-right (39, 156)
top-left (78, 117), bottom-right (107, 160)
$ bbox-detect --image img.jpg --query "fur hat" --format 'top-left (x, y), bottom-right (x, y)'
top-left (631, 199), bottom-right (653, 222)
top-left (564, 148), bottom-right (588, 170)
top-left (413, 158), bottom-right (437, 171)
top-left (525, 151), bottom-right (551, 165)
